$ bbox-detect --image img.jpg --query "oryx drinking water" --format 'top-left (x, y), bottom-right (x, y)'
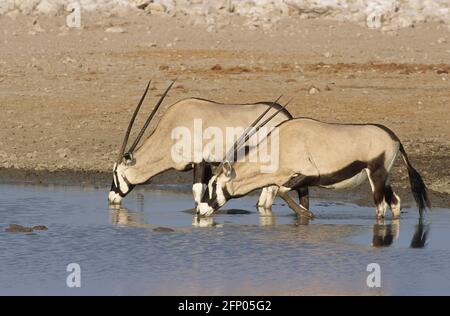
top-left (108, 80), bottom-right (293, 210)
top-left (199, 117), bottom-right (430, 219)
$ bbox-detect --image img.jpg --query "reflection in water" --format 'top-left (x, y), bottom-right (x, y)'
top-left (110, 206), bottom-right (153, 229)
top-left (111, 203), bottom-right (430, 250)
top-left (257, 207), bottom-right (277, 226)
top-left (410, 219), bottom-right (430, 249)
top-left (192, 215), bottom-right (222, 228)
top-left (3, 183), bottom-right (450, 295)
top-left (295, 216), bottom-right (311, 226)
top-left (372, 219), bottom-right (400, 247)
top-left (135, 193), bottom-right (145, 212)
top-left (371, 218), bottom-right (430, 248)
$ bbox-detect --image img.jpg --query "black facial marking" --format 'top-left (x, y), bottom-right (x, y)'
top-left (201, 179), bottom-right (218, 209)
top-left (201, 178), bottom-right (231, 210)
top-left (111, 169), bottom-right (135, 198)
top-left (222, 185), bottom-right (231, 200)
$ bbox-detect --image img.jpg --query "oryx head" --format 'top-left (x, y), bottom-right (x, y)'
top-left (196, 97), bottom-right (291, 216)
top-left (109, 80), bottom-right (176, 205)
top-left (197, 161), bottom-right (235, 216)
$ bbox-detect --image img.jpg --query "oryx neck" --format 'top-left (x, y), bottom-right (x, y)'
top-left (228, 162), bottom-right (267, 196)
top-left (123, 137), bottom-right (172, 185)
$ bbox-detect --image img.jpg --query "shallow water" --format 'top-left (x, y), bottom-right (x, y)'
top-left (0, 184), bottom-right (449, 295)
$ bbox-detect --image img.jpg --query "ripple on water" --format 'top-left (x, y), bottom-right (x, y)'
top-left (0, 184), bottom-right (450, 295)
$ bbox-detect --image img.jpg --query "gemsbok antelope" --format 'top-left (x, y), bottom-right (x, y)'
top-left (108, 80), bottom-right (293, 210)
top-left (199, 117), bottom-right (431, 219)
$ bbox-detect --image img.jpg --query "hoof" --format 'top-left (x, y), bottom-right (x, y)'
top-left (299, 210), bottom-right (314, 219)
top-left (304, 211), bottom-right (315, 220)
top-left (196, 203), bottom-right (215, 217)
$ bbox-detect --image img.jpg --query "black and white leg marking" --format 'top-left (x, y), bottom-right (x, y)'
top-left (257, 186), bottom-right (279, 211)
top-left (296, 187), bottom-right (309, 210)
top-left (366, 167), bottom-right (389, 219)
top-left (384, 183), bottom-right (401, 219)
top-left (192, 160), bottom-right (212, 206)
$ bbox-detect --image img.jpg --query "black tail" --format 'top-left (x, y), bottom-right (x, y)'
top-left (399, 144), bottom-right (431, 216)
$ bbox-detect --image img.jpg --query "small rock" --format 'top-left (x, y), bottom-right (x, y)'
top-left (36, 0), bottom-right (60, 15)
top-left (6, 10), bottom-right (19, 20)
top-left (135, 0), bottom-right (151, 10)
top-left (437, 37), bottom-right (447, 44)
top-left (5, 224), bottom-right (33, 233)
top-left (33, 23), bottom-right (45, 33)
top-left (56, 148), bottom-right (70, 158)
top-left (145, 3), bottom-right (166, 14)
top-left (32, 225), bottom-right (48, 231)
top-left (18, 0), bottom-right (39, 15)
top-left (105, 27), bottom-right (126, 34)
top-left (26, 152), bottom-right (37, 159)
top-left (153, 227), bottom-right (174, 233)
top-left (62, 57), bottom-right (76, 64)
top-left (308, 85), bottom-right (320, 95)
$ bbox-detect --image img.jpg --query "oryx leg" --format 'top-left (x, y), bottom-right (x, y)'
top-left (384, 183), bottom-right (401, 219)
top-left (278, 187), bottom-right (314, 219)
top-left (296, 187), bottom-right (309, 210)
top-left (366, 168), bottom-right (389, 219)
top-left (257, 186), bottom-right (279, 211)
top-left (383, 149), bottom-right (402, 218)
top-left (192, 160), bottom-right (212, 206)
top-left (257, 187), bottom-right (269, 208)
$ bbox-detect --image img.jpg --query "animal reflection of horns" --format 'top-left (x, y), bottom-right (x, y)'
top-left (372, 219), bottom-right (400, 248)
top-left (410, 218), bottom-right (430, 249)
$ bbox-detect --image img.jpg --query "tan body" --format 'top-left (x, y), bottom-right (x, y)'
top-left (228, 119), bottom-right (398, 195)
top-left (202, 118), bottom-right (430, 219)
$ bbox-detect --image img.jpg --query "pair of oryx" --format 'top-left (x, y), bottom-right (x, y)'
top-left (108, 81), bottom-right (430, 219)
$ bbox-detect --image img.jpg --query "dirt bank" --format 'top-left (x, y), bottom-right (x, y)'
top-left (0, 12), bottom-right (449, 206)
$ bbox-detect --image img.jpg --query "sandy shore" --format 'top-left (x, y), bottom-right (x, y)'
top-left (0, 12), bottom-right (449, 206)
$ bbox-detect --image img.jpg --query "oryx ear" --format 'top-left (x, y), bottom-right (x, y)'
top-left (222, 161), bottom-right (233, 177)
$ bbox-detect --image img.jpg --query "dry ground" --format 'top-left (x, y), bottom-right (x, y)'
top-left (0, 12), bottom-right (449, 205)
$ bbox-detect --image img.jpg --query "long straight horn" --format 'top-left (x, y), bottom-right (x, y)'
top-left (117, 80), bottom-right (151, 164)
top-left (225, 95), bottom-right (282, 161)
top-left (228, 98), bottom-right (291, 167)
top-left (215, 96), bottom-right (282, 175)
top-left (240, 97), bottom-right (292, 149)
top-left (127, 79), bottom-right (176, 154)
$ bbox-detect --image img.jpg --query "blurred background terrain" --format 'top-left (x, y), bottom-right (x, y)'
top-left (0, 0), bottom-right (448, 204)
